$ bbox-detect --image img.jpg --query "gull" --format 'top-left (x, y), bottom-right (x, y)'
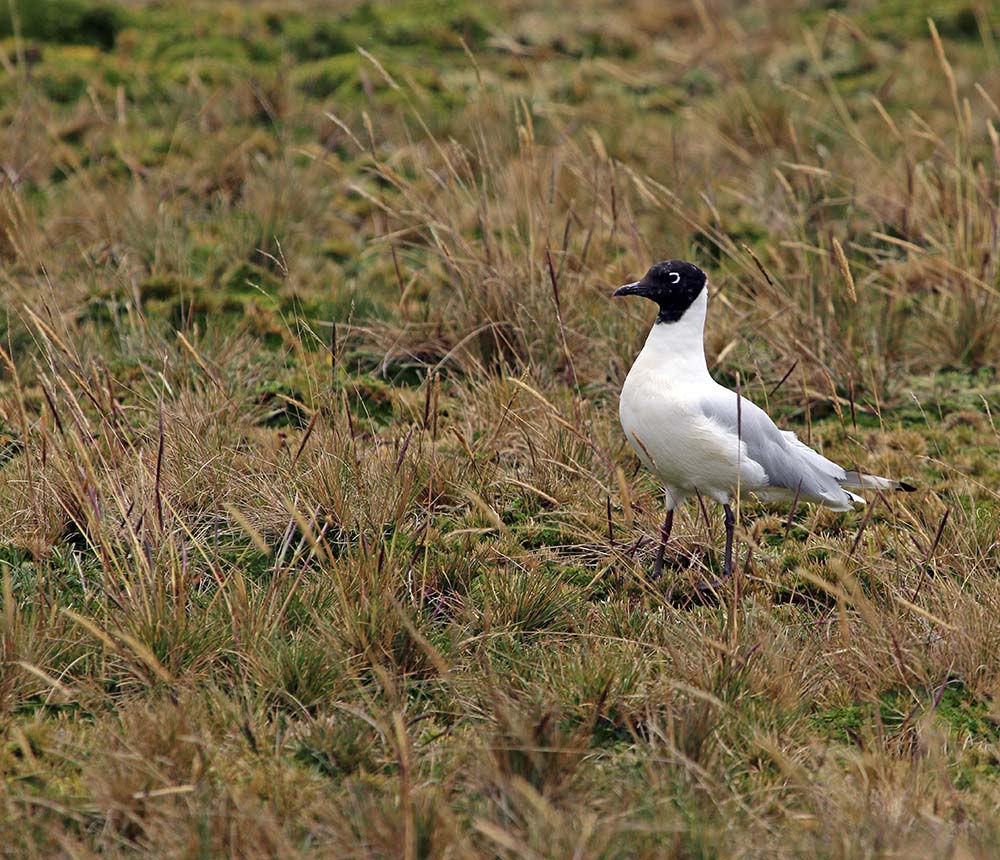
top-left (613, 259), bottom-right (915, 582)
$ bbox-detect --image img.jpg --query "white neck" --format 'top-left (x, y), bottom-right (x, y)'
top-left (633, 290), bottom-right (710, 380)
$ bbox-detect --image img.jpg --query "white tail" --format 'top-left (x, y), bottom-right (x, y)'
top-left (843, 471), bottom-right (917, 493)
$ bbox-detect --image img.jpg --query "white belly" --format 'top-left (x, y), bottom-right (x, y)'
top-left (618, 371), bottom-right (765, 501)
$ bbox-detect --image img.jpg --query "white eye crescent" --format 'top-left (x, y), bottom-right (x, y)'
top-left (669, 272), bottom-right (681, 284)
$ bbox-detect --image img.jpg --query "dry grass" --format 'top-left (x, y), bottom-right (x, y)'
top-left (2, 0), bottom-right (1000, 857)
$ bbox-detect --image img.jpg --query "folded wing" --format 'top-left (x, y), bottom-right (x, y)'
top-left (698, 388), bottom-right (861, 510)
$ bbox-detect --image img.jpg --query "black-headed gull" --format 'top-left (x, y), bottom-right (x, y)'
top-left (614, 259), bottom-right (915, 582)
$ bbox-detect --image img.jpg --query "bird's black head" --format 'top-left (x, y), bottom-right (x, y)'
top-left (612, 260), bottom-right (707, 323)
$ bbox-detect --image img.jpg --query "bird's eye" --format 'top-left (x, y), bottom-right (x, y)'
top-left (669, 272), bottom-right (681, 284)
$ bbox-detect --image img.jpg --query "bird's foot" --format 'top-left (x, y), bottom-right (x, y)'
top-left (650, 544), bottom-right (666, 581)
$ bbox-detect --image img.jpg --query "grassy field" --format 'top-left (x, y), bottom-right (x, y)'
top-left (2, 0), bottom-right (1000, 856)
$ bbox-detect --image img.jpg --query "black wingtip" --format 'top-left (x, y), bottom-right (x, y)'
top-left (897, 481), bottom-right (917, 492)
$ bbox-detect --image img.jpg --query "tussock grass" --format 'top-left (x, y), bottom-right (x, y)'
top-left (2, 0), bottom-right (1000, 856)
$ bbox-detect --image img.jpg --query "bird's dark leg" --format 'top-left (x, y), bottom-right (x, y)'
top-left (722, 503), bottom-right (735, 579)
top-left (651, 509), bottom-right (674, 580)
top-left (690, 503), bottom-right (737, 601)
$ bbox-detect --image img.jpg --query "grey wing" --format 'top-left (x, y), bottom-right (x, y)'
top-left (698, 387), bottom-right (859, 508)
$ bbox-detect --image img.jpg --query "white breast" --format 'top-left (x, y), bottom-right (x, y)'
top-left (620, 372), bottom-right (761, 498)
top-left (617, 295), bottom-right (766, 501)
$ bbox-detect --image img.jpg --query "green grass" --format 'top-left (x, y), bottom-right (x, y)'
top-left (2, 0), bottom-right (1000, 857)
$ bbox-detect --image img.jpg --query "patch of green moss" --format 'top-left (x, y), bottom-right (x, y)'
top-left (34, 47), bottom-right (101, 102)
top-left (811, 703), bottom-right (862, 742)
top-left (158, 36), bottom-right (254, 66)
top-left (219, 261), bottom-right (283, 296)
top-left (321, 236), bottom-right (360, 263)
top-left (515, 523), bottom-right (567, 550)
top-left (902, 369), bottom-right (1000, 420)
top-left (216, 546), bottom-right (275, 583)
top-left (862, 0), bottom-right (984, 42)
top-left (813, 683), bottom-right (999, 746)
top-left (0, 0), bottom-right (125, 50)
top-left (326, 288), bottom-right (391, 326)
top-left (138, 274), bottom-right (189, 303)
top-left (340, 372), bottom-right (396, 426)
top-left (292, 54), bottom-right (363, 99)
top-left (352, 0), bottom-right (493, 52)
top-left (935, 683), bottom-right (999, 741)
top-left (281, 17), bottom-right (355, 60)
